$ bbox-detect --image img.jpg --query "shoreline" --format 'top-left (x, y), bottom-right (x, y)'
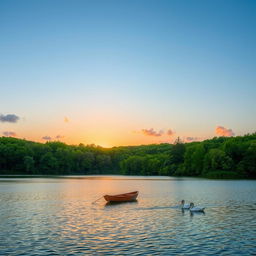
top-left (0, 174), bottom-right (254, 180)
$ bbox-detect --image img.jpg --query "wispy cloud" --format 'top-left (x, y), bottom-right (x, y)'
top-left (158, 140), bottom-right (172, 144)
top-left (56, 135), bottom-right (65, 139)
top-left (2, 131), bottom-right (17, 137)
top-left (215, 126), bottom-right (235, 137)
top-left (64, 117), bottom-right (69, 123)
top-left (134, 128), bottom-right (175, 137)
top-left (167, 129), bottom-right (175, 136)
top-left (42, 136), bottom-right (52, 141)
top-left (141, 128), bottom-right (164, 137)
top-left (0, 114), bottom-right (20, 123)
top-left (186, 137), bottom-right (195, 142)
top-left (184, 136), bottom-right (202, 142)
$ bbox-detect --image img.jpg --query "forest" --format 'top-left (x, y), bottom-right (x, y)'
top-left (0, 133), bottom-right (255, 179)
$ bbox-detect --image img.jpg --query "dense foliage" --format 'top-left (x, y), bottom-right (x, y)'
top-left (0, 133), bottom-right (255, 178)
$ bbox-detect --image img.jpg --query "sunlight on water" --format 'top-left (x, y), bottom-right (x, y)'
top-left (0, 176), bottom-right (255, 255)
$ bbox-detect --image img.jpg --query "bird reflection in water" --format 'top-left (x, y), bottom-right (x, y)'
top-left (190, 211), bottom-right (206, 217)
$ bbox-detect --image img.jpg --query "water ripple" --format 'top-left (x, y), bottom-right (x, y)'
top-left (0, 177), bottom-right (256, 255)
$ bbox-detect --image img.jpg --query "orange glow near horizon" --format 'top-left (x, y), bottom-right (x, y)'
top-left (2, 112), bottom-right (218, 147)
top-left (12, 126), bottom-right (175, 147)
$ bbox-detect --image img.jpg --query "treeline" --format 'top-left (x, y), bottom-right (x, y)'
top-left (0, 133), bottom-right (255, 178)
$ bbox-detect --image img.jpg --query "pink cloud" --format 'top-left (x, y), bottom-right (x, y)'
top-left (215, 126), bottom-right (235, 137)
top-left (2, 131), bottom-right (16, 137)
top-left (141, 128), bottom-right (164, 137)
top-left (186, 137), bottom-right (196, 142)
top-left (167, 129), bottom-right (175, 136)
top-left (184, 136), bottom-right (202, 142)
top-left (56, 135), bottom-right (65, 139)
top-left (42, 136), bottom-right (52, 141)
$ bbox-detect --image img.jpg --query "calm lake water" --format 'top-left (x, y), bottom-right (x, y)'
top-left (0, 176), bottom-right (255, 255)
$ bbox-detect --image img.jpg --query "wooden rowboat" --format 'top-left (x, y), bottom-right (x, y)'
top-left (104, 191), bottom-right (138, 202)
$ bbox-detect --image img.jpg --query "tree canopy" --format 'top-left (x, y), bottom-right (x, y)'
top-left (0, 133), bottom-right (255, 179)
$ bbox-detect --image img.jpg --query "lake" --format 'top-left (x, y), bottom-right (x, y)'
top-left (0, 176), bottom-right (255, 255)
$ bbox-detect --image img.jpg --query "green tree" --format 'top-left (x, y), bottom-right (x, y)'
top-left (237, 142), bottom-right (256, 178)
top-left (171, 137), bottom-right (185, 164)
top-left (203, 148), bottom-right (233, 173)
top-left (23, 156), bottom-right (35, 174)
top-left (95, 154), bottom-right (111, 173)
top-left (39, 152), bottom-right (59, 174)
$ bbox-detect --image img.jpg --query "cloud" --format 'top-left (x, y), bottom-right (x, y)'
top-left (167, 129), bottom-right (175, 136)
top-left (158, 140), bottom-right (172, 144)
top-left (186, 137), bottom-right (195, 142)
top-left (215, 126), bottom-right (235, 137)
top-left (0, 114), bottom-right (20, 123)
top-left (64, 117), bottom-right (69, 123)
top-left (185, 136), bottom-right (201, 142)
top-left (42, 136), bottom-right (52, 141)
top-left (2, 131), bottom-right (17, 137)
top-left (56, 135), bottom-right (65, 139)
top-left (141, 128), bottom-right (164, 137)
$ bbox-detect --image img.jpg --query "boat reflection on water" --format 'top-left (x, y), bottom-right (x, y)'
top-left (104, 200), bottom-right (138, 208)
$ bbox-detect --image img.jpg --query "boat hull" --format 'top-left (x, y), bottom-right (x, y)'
top-left (104, 191), bottom-right (138, 202)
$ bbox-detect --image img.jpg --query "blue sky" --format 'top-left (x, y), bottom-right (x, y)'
top-left (0, 0), bottom-right (255, 146)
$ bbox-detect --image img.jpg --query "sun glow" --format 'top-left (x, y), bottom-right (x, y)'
top-left (97, 142), bottom-right (113, 148)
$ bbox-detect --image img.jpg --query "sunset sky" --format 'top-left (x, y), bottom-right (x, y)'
top-left (0, 0), bottom-right (255, 147)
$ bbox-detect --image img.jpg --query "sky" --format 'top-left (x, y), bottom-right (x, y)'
top-left (0, 0), bottom-right (255, 147)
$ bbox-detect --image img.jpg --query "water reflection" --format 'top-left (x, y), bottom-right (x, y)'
top-left (104, 200), bottom-right (138, 207)
top-left (189, 211), bottom-right (206, 217)
top-left (0, 176), bottom-right (255, 255)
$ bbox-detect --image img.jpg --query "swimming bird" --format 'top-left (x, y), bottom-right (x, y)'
top-left (181, 200), bottom-right (190, 209)
top-left (189, 202), bottom-right (205, 212)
